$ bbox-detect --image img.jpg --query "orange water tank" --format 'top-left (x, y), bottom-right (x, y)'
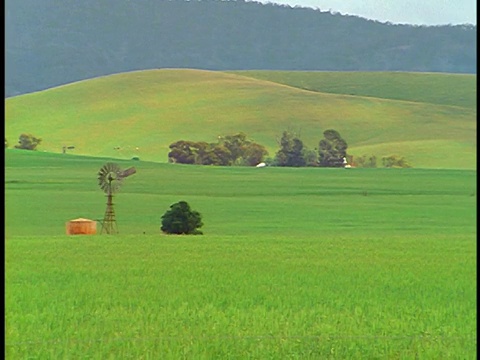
top-left (66, 218), bottom-right (97, 235)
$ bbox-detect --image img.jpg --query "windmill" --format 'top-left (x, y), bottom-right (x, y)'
top-left (97, 162), bottom-right (136, 234)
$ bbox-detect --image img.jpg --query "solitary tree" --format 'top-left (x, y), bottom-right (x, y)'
top-left (161, 201), bottom-right (203, 235)
top-left (318, 129), bottom-right (348, 167)
top-left (275, 130), bottom-right (306, 167)
top-left (15, 133), bottom-right (42, 150)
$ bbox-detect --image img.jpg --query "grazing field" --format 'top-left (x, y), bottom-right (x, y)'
top-left (5, 69), bottom-right (476, 169)
top-left (5, 150), bottom-right (476, 358)
top-left (228, 71), bottom-right (477, 109)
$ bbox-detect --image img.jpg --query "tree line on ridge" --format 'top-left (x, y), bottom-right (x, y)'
top-left (6, 0), bottom-right (476, 96)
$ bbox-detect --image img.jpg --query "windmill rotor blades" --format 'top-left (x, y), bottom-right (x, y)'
top-left (98, 163), bottom-right (136, 194)
top-left (98, 163), bottom-right (122, 194)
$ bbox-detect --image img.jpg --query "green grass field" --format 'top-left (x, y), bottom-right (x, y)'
top-left (5, 150), bottom-right (476, 358)
top-left (5, 69), bottom-right (476, 169)
top-left (227, 71), bottom-right (477, 109)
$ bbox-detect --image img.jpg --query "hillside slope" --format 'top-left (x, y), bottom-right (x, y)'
top-left (229, 71), bottom-right (477, 109)
top-left (5, 69), bottom-right (476, 169)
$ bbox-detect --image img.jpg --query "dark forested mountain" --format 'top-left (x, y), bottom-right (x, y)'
top-left (5, 0), bottom-right (476, 97)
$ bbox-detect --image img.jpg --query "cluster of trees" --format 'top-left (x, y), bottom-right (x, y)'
top-left (273, 129), bottom-right (348, 167)
top-left (5, 133), bottom-right (42, 150)
top-left (168, 129), bottom-right (413, 168)
top-left (353, 154), bottom-right (411, 168)
top-left (168, 129), bottom-right (350, 168)
top-left (168, 133), bottom-right (268, 166)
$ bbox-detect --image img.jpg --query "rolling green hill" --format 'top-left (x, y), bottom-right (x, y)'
top-left (228, 71), bottom-right (477, 109)
top-left (5, 69), bottom-right (476, 169)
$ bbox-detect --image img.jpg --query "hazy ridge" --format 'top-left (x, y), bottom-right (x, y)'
top-left (6, 0), bottom-right (476, 96)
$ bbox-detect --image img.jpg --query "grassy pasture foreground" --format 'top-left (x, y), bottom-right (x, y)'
top-left (5, 150), bottom-right (477, 358)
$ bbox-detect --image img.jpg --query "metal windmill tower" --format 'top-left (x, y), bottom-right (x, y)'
top-left (97, 163), bottom-right (136, 234)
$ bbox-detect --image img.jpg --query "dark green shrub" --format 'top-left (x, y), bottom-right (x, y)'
top-left (14, 133), bottom-right (42, 150)
top-left (382, 155), bottom-right (411, 168)
top-left (161, 201), bottom-right (203, 235)
top-left (355, 154), bottom-right (377, 168)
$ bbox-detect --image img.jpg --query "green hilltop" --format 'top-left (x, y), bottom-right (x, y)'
top-left (5, 69), bottom-right (476, 169)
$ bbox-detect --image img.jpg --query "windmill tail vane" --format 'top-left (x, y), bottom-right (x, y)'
top-left (120, 167), bottom-right (137, 178)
